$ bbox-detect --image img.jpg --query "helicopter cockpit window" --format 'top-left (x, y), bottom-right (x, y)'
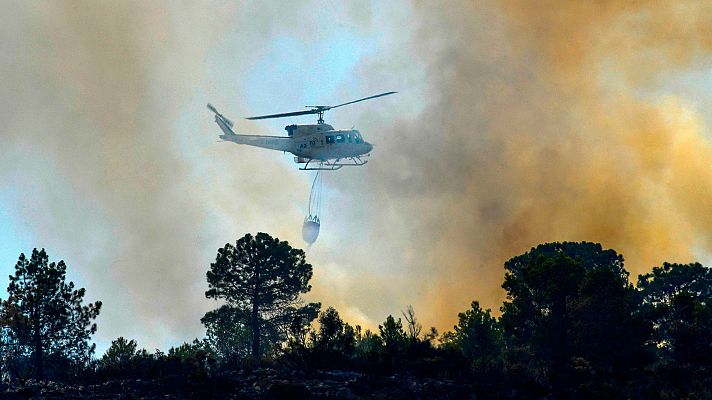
top-left (347, 134), bottom-right (352, 143)
top-left (336, 134), bottom-right (345, 143)
top-left (354, 134), bottom-right (362, 144)
top-left (326, 135), bottom-right (335, 144)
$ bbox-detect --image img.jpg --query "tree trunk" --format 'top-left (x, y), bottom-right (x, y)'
top-left (550, 295), bottom-right (569, 398)
top-left (33, 318), bottom-right (44, 380)
top-left (251, 267), bottom-right (260, 359)
top-left (251, 299), bottom-right (260, 358)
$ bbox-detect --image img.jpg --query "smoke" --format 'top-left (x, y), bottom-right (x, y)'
top-left (3, 0), bottom-right (712, 347)
top-left (0, 1), bottom-right (316, 349)
top-left (320, 0), bottom-right (712, 329)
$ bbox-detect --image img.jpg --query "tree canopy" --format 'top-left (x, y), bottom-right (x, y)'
top-left (203, 233), bottom-right (320, 358)
top-left (442, 301), bottom-right (503, 375)
top-left (1, 249), bottom-right (102, 380)
top-left (638, 262), bottom-right (712, 367)
top-left (499, 242), bottom-right (648, 394)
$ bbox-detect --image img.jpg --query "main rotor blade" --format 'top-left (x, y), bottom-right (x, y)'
top-left (245, 91), bottom-right (396, 120)
top-left (246, 109), bottom-right (318, 120)
top-left (329, 91), bottom-right (397, 110)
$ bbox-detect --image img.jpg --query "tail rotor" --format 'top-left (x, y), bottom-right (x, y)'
top-left (207, 103), bottom-right (234, 128)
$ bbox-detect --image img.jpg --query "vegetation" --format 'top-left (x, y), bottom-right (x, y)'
top-left (3, 237), bottom-right (712, 399)
top-left (202, 233), bottom-right (320, 359)
top-left (440, 301), bottom-right (503, 378)
top-left (499, 243), bottom-right (650, 396)
top-left (1, 248), bottom-right (101, 380)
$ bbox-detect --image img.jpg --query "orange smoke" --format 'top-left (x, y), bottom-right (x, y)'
top-left (318, 1), bottom-right (712, 331)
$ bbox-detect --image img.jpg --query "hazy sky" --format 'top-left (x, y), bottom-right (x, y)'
top-left (3, 1), bottom-right (712, 354)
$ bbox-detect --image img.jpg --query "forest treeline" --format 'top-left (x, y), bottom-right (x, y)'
top-left (2, 234), bottom-right (712, 399)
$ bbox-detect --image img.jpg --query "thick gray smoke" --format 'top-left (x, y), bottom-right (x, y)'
top-left (0, 1), bottom-right (313, 349)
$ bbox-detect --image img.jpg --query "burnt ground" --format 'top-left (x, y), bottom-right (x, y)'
top-left (2, 369), bottom-right (477, 399)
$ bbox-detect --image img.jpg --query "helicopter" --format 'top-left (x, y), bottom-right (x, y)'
top-left (207, 91), bottom-right (395, 170)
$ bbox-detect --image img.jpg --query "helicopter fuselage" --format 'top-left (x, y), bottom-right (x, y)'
top-left (217, 121), bottom-right (373, 162)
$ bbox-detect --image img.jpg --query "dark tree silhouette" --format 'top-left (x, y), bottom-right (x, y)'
top-left (402, 305), bottom-right (422, 340)
top-left (668, 292), bottom-right (712, 366)
top-left (354, 328), bottom-right (383, 359)
top-left (442, 301), bottom-right (503, 375)
top-left (638, 263), bottom-right (712, 366)
top-left (313, 307), bottom-right (356, 355)
top-left (500, 242), bottom-right (648, 395)
top-left (308, 307), bottom-right (356, 367)
top-left (638, 262), bottom-right (712, 304)
top-left (203, 233), bottom-right (319, 358)
top-left (568, 263), bottom-right (650, 375)
top-left (202, 306), bottom-right (252, 361)
top-left (96, 337), bottom-right (154, 379)
top-left (1, 249), bottom-right (102, 380)
top-left (379, 315), bottom-right (406, 355)
top-left (101, 337), bottom-right (141, 366)
top-left (501, 249), bottom-right (586, 378)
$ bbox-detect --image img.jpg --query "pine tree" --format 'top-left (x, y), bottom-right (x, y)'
top-left (1, 249), bottom-right (102, 379)
top-left (442, 301), bottom-right (503, 375)
top-left (203, 233), bottom-right (319, 358)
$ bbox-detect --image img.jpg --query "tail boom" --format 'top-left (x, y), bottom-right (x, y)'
top-left (220, 134), bottom-right (293, 152)
top-left (208, 103), bottom-right (293, 152)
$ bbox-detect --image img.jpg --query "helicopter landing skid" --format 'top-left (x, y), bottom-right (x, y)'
top-left (299, 156), bottom-right (369, 171)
